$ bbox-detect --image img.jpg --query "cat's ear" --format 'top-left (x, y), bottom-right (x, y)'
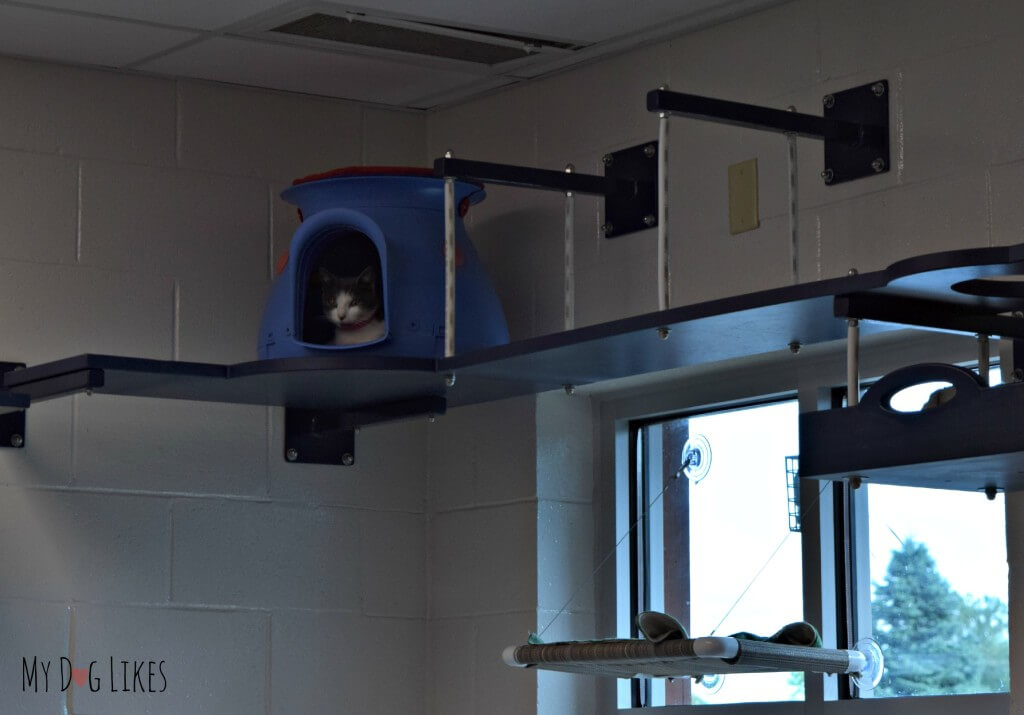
top-left (357, 266), bottom-right (376, 286)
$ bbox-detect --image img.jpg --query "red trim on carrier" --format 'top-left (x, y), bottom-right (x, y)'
top-left (290, 166), bottom-right (479, 221)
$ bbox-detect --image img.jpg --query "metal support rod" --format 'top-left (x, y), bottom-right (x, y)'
top-left (646, 89), bottom-right (870, 144)
top-left (847, 319), bottom-right (860, 407)
top-left (786, 108), bottom-right (799, 284)
top-left (564, 164), bottom-right (576, 331)
top-left (433, 156), bottom-right (642, 198)
top-left (443, 155), bottom-right (456, 358)
top-left (978, 333), bottom-right (991, 386)
top-left (658, 110), bottom-right (670, 311)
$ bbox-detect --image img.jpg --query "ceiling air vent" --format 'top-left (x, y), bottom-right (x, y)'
top-left (270, 12), bottom-right (584, 65)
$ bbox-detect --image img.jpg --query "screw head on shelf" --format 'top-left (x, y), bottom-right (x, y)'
top-left (871, 82), bottom-right (886, 97)
top-left (848, 268), bottom-right (859, 276)
top-left (602, 154), bottom-right (613, 166)
top-left (444, 373), bottom-right (456, 387)
top-left (789, 341), bottom-right (801, 354)
top-left (602, 222), bottom-right (614, 234)
top-left (564, 163), bottom-right (575, 173)
top-left (341, 453), bottom-right (355, 466)
top-left (564, 384), bottom-right (576, 396)
top-left (822, 94), bottom-right (835, 109)
top-left (643, 144), bottom-right (656, 158)
top-left (643, 214), bottom-right (656, 227)
top-left (821, 168), bottom-right (834, 184)
top-left (871, 157), bottom-right (887, 173)
top-left (286, 448), bottom-right (298, 462)
top-left (657, 327), bottom-right (671, 340)
top-left (10, 434), bottom-right (23, 448)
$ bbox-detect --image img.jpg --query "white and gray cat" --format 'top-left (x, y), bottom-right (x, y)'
top-left (319, 266), bottom-right (385, 345)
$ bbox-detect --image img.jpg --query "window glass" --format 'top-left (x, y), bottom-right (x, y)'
top-left (867, 369), bottom-right (1009, 697)
top-left (636, 400), bottom-right (803, 706)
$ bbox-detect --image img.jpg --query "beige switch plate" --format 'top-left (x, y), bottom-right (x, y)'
top-left (728, 158), bottom-right (760, 235)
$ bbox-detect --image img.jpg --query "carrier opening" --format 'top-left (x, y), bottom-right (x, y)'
top-left (301, 229), bottom-right (387, 348)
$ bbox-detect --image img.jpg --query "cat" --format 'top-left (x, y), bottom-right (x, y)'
top-left (318, 265), bottom-right (386, 346)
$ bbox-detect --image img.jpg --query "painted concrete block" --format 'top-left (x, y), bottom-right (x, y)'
top-left (0, 55), bottom-right (175, 164)
top-left (536, 391), bottom-right (594, 504)
top-left (666, 0), bottom-right (818, 101)
top-left (171, 500), bottom-right (361, 610)
top-left (359, 511), bottom-right (426, 617)
top-left (0, 489), bottom-right (169, 603)
top-left (428, 616), bottom-right (477, 715)
top-left (363, 108), bottom-right (427, 166)
top-left (811, 170), bottom-right (989, 279)
top-left (177, 81), bottom-right (362, 181)
top-left (429, 397), bottom-right (536, 512)
top-left (0, 260), bottom-right (174, 363)
top-left (0, 600), bottom-right (69, 714)
top-left (79, 161), bottom-right (267, 283)
top-left (176, 276), bottom-right (270, 363)
top-left (537, 500), bottom-right (595, 613)
top-left (427, 84), bottom-right (539, 165)
top-left (70, 604), bottom-right (267, 715)
top-left (430, 504), bottom-right (536, 618)
top-left (819, 0), bottom-right (1008, 81)
top-left (74, 395), bottom-right (268, 497)
top-left (271, 611), bottom-right (425, 715)
top-left (0, 148), bottom-right (77, 265)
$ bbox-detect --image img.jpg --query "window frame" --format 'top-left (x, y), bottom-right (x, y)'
top-left (592, 331), bottom-right (1012, 715)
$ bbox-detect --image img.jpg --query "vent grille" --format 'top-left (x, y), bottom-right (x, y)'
top-left (271, 13), bottom-right (583, 65)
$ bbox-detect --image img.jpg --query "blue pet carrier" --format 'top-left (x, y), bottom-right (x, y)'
top-left (259, 167), bottom-right (509, 360)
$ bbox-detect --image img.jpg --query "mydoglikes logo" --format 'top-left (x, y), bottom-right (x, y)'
top-left (22, 657), bottom-right (167, 693)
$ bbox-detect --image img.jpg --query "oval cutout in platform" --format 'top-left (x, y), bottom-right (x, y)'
top-left (952, 273), bottom-right (1024, 298)
top-left (887, 381), bottom-right (956, 413)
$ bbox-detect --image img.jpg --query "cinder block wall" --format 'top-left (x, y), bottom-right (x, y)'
top-left (0, 56), bottom-right (429, 714)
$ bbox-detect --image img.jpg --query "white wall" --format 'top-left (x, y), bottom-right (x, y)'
top-left (0, 55), bottom-right (430, 714)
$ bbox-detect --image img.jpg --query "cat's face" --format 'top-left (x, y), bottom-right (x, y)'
top-left (319, 266), bottom-right (381, 327)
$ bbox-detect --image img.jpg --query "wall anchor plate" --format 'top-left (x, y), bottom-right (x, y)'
top-left (604, 141), bottom-right (658, 238)
top-left (284, 395), bottom-right (446, 466)
top-left (0, 362), bottom-right (28, 450)
top-left (823, 80), bottom-right (890, 185)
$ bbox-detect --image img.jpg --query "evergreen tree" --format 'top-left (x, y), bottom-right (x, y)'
top-left (872, 538), bottom-right (1008, 696)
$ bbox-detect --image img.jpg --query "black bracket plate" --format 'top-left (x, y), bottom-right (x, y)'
top-left (603, 141), bottom-right (658, 238)
top-left (822, 80), bottom-right (890, 185)
top-left (284, 395), bottom-right (446, 466)
top-left (0, 362), bottom-right (28, 449)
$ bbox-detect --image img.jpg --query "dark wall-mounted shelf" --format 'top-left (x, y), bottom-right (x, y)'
top-left (799, 363), bottom-right (1024, 493)
top-left (8, 242), bottom-right (1024, 465)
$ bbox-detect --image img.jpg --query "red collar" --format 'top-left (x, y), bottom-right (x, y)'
top-left (338, 318), bottom-right (376, 331)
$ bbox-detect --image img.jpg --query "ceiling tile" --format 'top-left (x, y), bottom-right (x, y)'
top-left (0, 4), bottom-right (198, 67)
top-left (9, 0), bottom-right (292, 31)
top-left (138, 36), bottom-right (489, 107)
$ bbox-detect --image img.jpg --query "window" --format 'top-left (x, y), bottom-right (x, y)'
top-left (629, 399), bottom-right (803, 707)
top-left (862, 369), bottom-right (1009, 697)
top-left (611, 345), bottom-right (1011, 713)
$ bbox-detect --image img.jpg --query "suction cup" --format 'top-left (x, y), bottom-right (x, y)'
top-left (696, 672), bottom-right (725, 693)
top-left (681, 434), bottom-right (712, 483)
top-left (851, 637), bottom-right (884, 691)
